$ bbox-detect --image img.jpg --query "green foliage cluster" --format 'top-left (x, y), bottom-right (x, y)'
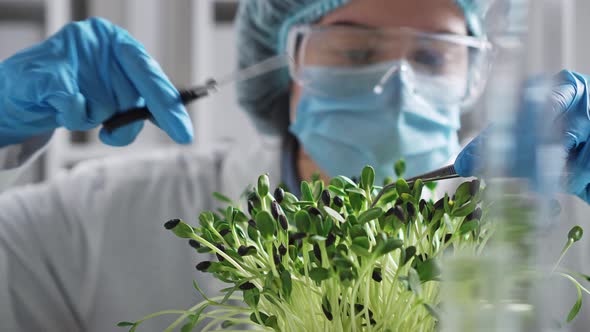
top-left (120, 163), bottom-right (587, 332)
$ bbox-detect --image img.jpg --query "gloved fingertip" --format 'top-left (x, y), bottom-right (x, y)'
top-left (161, 105), bottom-right (194, 144)
top-left (49, 93), bottom-right (93, 130)
top-left (99, 121), bottom-right (144, 147)
top-left (453, 153), bottom-right (471, 177)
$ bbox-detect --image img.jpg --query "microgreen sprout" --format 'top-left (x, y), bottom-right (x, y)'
top-left (120, 166), bottom-right (588, 331)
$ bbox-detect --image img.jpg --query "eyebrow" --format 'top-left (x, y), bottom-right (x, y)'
top-left (327, 20), bottom-right (463, 35)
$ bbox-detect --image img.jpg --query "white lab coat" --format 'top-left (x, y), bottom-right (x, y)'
top-left (1, 134), bottom-right (590, 332)
top-left (0, 133), bottom-right (284, 331)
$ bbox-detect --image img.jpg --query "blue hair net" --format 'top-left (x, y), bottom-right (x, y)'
top-left (235, 0), bottom-right (503, 136)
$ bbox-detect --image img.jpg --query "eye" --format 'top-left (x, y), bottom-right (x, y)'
top-left (410, 48), bottom-right (445, 71)
top-left (343, 49), bottom-right (375, 65)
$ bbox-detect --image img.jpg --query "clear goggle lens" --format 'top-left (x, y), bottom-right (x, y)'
top-left (286, 25), bottom-right (493, 106)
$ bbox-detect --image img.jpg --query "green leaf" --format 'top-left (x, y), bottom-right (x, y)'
top-left (569, 226), bottom-right (584, 243)
top-left (349, 192), bottom-right (364, 212)
top-left (255, 211), bottom-right (275, 239)
top-left (453, 181), bottom-right (473, 206)
top-left (301, 181), bottom-right (314, 202)
top-left (394, 159), bottom-right (406, 177)
top-left (250, 312), bottom-right (270, 326)
top-left (309, 267), bottom-right (331, 282)
top-left (352, 236), bottom-right (370, 249)
top-left (412, 179), bottom-right (424, 199)
top-left (265, 315), bottom-right (279, 330)
top-left (333, 256), bottom-right (354, 270)
top-left (376, 238), bottom-right (404, 256)
top-left (212, 192), bottom-right (233, 205)
top-left (295, 210), bottom-right (311, 233)
top-left (170, 221), bottom-right (195, 239)
top-left (247, 224), bottom-right (259, 242)
top-left (292, 201), bottom-right (316, 207)
top-left (117, 322), bottom-right (135, 327)
top-left (243, 287), bottom-right (260, 308)
top-left (567, 282), bottom-right (583, 322)
top-left (452, 201), bottom-right (477, 217)
top-left (336, 175), bottom-right (358, 188)
top-left (234, 210), bottom-right (249, 224)
top-left (361, 165), bottom-right (375, 190)
top-left (351, 244), bottom-right (371, 256)
top-left (221, 320), bottom-right (235, 328)
top-left (180, 314), bottom-right (199, 332)
top-left (425, 182), bottom-right (438, 191)
top-left (257, 174), bottom-right (270, 197)
top-left (280, 270), bottom-right (292, 299)
top-left (396, 178), bottom-right (410, 195)
top-left (416, 258), bottom-right (441, 282)
top-left (358, 207), bottom-right (383, 224)
top-left (323, 206), bottom-right (345, 223)
top-left (346, 187), bottom-right (368, 198)
top-left (459, 219), bottom-right (479, 235)
top-left (328, 185), bottom-right (347, 197)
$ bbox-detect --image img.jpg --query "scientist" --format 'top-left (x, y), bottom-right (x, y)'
top-left (0, 0), bottom-right (589, 331)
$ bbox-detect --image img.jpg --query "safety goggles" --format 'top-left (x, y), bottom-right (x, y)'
top-left (285, 25), bottom-right (494, 106)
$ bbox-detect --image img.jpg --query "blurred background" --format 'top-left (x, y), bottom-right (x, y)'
top-left (0, 0), bottom-right (586, 183)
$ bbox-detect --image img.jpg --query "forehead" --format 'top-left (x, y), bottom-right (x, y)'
top-left (319, 0), bottom-right (467, 35)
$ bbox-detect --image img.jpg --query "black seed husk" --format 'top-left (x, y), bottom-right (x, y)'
top-left (219, 229), bottom-right (230, 237)
top-left (468, 207), bottom-right (483, 220)
top-left (279, 215), bottom-right (289, 230)
top-left (326, 233), bottom-right (336, 247)
top-left (444, 233), bottom-right (453, 243)
top-left (188, 239), bottom-right (201, 249)
top-left (313, 244), bottom-right (322, 262)
top-left (309, 207), bottom-right (322, 216)
top-left (355, 304), bottom-right (364, 313)
top-left (248, 219), bottom-right (257, 229)
top-left (385, 207), bottom-right (395, 217)
top-left (247, 200), bottom-right (255, 215)
top-left (278, 244), bottom-right (287, 256)
top-left (271, 201), bottom-right (280, 219)
top-left (274, 187), bottom-right (285, 203)
top-left (372, 269), bottom-right (382, 282)
top-left (434, 197), bottom-right (445, 210)
top-left (321, 190), bottom-right (331, 206)
top-left (406, 203), bottom-right (416, 219)
top-left (239, 282), bottom-right (256, 290)
top-left (289, 232), bottom-right (306, 245)
top-left (393, 205), bottom-right (406, 223)
top-left (164, 219), bottom-right (180, 230)
top-left (196, 261), bottom-right (211, 272)
top-left (322, 305), bottom-right (333, 321)
top-left (238, 245), bottom-right (248, 256)
top-left (216, 244), bottom-right (226, 262)
top-left (419, 199), bottom-right (427, 212)
top-left (333, 196), bottom-right (344, 208)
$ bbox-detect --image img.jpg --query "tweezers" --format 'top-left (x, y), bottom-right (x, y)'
top-left (372, 164), bottom-right (459, 207)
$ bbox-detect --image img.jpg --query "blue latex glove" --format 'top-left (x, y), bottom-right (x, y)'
top-left (455, 70), bottom-right (590, 203)
top-left (0, 17), bottom-right (193, 147)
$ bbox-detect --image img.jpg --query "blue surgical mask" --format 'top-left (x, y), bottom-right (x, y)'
top-left (289, 61), bottom-right (461, 182)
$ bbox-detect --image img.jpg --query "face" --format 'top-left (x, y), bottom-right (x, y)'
top-left (290, 0), bottom-right (467, 180)
top-left (289, 0), bottom-right (468, 120)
